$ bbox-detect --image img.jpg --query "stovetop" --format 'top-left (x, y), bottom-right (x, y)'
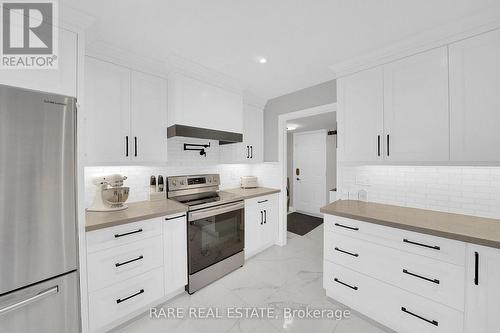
top-left (170, 191), bottom-right (243, 211)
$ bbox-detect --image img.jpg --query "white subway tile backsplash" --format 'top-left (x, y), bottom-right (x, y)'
top-left (339, 165), bottom-right (500, 219)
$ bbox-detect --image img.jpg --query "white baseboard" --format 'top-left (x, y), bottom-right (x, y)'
top-left (287, 206), bottom-right (296, 213)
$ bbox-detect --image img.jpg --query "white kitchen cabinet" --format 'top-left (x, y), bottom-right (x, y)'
top-left (383, 47), bottom-right (450, 161)
top-left (220, 104), bottom-right (263, 163)
top-left (0, 28), bottom-right (78, 97)
top-left (84, 57), bottom-right (168, 165)
top-left (464, 244), bottom-right (500, 333)
top-left (449, 29), bottom-right (500, 162)
top-left (84, 57), bottom-right (131, 165)
top-left (338, 67), bottom-right (384, 162)
top-left (163, 214), bottom-right (188, 295)
top-left (131, 71), bottom-right (168, 163)
top-left (168, 73), bottom-right (243, 133)
top-left (244, 194), bottom-right (278, 259)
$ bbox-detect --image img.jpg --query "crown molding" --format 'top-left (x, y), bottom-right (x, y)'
top-left (242, 90), bottom-right (267, 109)
top-left (59, 5), bottom-right (96, 33)
top-left (329, 5), bottom-right (500, 78)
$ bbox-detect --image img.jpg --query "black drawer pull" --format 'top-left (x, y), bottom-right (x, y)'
top-left (165, 214), bottom-right (186, 221)
top-left (474, 251), bottom-right (479, 285)
top-left (334, 223), bottom-right (359, 231)
top-left (334, 278), bottom-right (358, 290)
top-left (257, 200), bottom-right (268, 204)
top-left (403, 269), bottom-right (440, 284)
top-left (377, 135), bottom-right (381, 157)
top-left (115, 255), bottom-right (144, 267)
top-left (403, 238), bottom-right (440, 250)
top-left (401, 307), bottom-right (438, 326)
top-left (334, 247), bottom-right (359, 257)
top-left (116, 289), bottom-right (145, 304)
top-left (114, 228), bottom-right (143, 238)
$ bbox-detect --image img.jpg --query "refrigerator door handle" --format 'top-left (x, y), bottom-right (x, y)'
top-left (0, 286), bottom-right (59, 315)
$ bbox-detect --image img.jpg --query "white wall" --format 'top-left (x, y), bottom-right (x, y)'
top-left (338, 165), bottom-right (500, 219)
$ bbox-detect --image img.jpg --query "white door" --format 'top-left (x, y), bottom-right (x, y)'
top-left (130, 71), bottom-right (168, 163)
top-left (245, 104), bottom-right (264, 162)
top-left (383, 47), bottom-right (449, 161)
top-left (293, 130), bottom-right (327, 216)
top-left (244, 201), bottom-right (261, 259)
top-left (449, 29), bottom-right (500, 162)
top-left (465, 244), bottom-right (500, 333)
top-left (84, 57), bottom-right (131, 165)
top-left (338, 66), bottom-right (384, 162)
top-left (163, 215), bottom-right (188, 295)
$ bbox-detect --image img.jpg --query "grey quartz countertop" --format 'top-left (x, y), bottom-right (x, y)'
top-left (221, 187), bottom-right (281, 200)
top-left (86, 199), bottom-right (188, 232)
top-left (321, 200), bottom-right (500, 249)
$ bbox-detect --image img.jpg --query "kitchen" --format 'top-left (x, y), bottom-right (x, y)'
top-left (2, 1), bottom-right (500, 333)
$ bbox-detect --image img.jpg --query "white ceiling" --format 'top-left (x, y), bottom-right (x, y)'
top-left (62, 0), bottom-right (499, 101)
top-left (287, 112), bottom-right (336, 133)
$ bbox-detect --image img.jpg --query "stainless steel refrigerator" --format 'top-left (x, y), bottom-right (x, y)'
top-left (0, 85), bottom-right (79, 332)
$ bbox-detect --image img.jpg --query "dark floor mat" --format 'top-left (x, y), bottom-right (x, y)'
top-left (287, 212), bottom-right (323, 236)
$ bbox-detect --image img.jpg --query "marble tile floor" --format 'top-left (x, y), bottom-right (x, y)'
top-left (117, 225), bottom-right (390, 333)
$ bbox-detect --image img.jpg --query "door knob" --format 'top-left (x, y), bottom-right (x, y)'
top-left (296, 178), bottom-right (300, 181)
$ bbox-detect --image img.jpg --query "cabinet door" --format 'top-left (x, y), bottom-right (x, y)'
top-left (449, 29), bottom-right (500, 161)
top-left (465, 244), bottom-right (500, 333)
top-left (245, 104), bottom-right (264, 162)
top-left (244, 202), bottom-right (262, 259)
top-left (338, 67), bottom-right (384, 162)
top-left (163, 214), bottom-right (188, 295)
top-left (262, 195), bottom-right (278, 247)
top-left (383, 47), bottom-right (449, 161)
top-left (130, 71), bottom-right (168, 163)
top-left (84, 57), bottom-right (131, 165)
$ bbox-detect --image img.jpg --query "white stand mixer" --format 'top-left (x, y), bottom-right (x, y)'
top-left (87, 174), bottom-right (130, 212)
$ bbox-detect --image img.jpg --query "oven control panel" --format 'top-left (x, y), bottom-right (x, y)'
top-left (167, 174), bottom-right (220, 191)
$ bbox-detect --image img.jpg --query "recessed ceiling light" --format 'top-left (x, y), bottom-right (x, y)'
top-left (257, 57), bottom-right (267, 64)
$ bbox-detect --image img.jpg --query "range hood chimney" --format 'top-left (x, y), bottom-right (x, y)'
top-left (167, 125), bottom-right (243, 145)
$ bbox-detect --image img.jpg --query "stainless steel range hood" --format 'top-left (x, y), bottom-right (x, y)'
top-left (167, 124), bottom-right (243, 145)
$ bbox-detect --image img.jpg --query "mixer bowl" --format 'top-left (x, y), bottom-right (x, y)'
top-left (102, 187), bottom-right (130, 207)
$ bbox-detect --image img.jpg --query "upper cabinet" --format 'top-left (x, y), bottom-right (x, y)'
top-left (449, 29), bottom-right (500, 162)
top-left (338, 67), bottom-right (384, 162)
top-left (0, 28), bottom-right (77, 97)
top-left (383, 47), bottom-right (449, 162)
top-left (168, 73), bottom-right (243, 133)
top-left (84, 57), bottom-right (168, 165)
top-left (221, 104), bottom-right (264, 163)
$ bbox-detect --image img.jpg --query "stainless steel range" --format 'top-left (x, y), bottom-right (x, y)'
top-left (167, 174), bottom-right (244, 294)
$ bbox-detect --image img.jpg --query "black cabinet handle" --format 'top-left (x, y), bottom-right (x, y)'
top-left (334, 223), bottom-right (359, 231)
top-left (114, 228), bottom-right (143, 238)
top-left (257, 199), bottom-right (268, 204)
top-left (165, 214), bottom-right (186, 221)
top-left (387, 134), bottom-right (390, 156)
top-left (377, 135), bottom-right (381, 157)
top-left (115, 255), bottom-right (144, 267)
top-left (250, 146), bottom-right (253, 159)
top-left (260, 211), bottom-right (263, 225)
top-left (264, 210), bottom-right (267, 224)
top-left (334, 247), bottom-right (359, 257)
top-left (116, 289), bottom-right (145, 304)
top-left (474, 251), bottom-right (479, 285)
top-left (134, 136), bottom-right (138, 157)
top-left (403, 269), bottom-right (440, 284)
top-left (125, 136), bottom-right (129, 157)
top-left (246, 146), bottom-right (250, 158)
top-left (334, 278), bottom-right (358, 290)
top-left (401, 307), bottom-right (438, 326)
top-left (403, 238), bottom-right (440, 250)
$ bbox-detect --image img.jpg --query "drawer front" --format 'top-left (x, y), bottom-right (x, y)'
top-left (324, 261), bottom-right (463, 333)
top-left (87, 218), bottom-right (162, 253)
top-left (88, 267), bottom-right (164, 332)
top-left (87, 235), bottom-right (164, 292)
top-left (325, 231), bottom-right (465, 310)
top-left (324, 215), bottom-right (465, 266)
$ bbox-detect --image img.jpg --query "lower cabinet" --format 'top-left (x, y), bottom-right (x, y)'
top-left (86, 214), bottom-right (187, 332)
top-left (464, 244), bottom-right (500, 333)
top-left (244, 194), bottom-right (278, 259)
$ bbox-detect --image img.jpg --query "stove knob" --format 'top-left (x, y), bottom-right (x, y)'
top-left (207, 178), bottom-right (212, 183)
top-left (180, 180), bottom-right (185, 185)
top-left (172, 180), bottom-right (177, 186)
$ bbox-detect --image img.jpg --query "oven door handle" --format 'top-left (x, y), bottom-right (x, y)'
top-left (188, 201), bottom-right (244, 220)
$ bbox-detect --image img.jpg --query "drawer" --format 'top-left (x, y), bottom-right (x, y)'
top-left (88, 267), bottom-right (164, 332)
top-left (87, 235), bottom-right (164, 292)
top-left (245, 193), bottom-right (277, 207)
top-left (324, 261), bottom-right (464, 333)
top-left (87, 218), bottom-right (162, 253)
top-left (324, 215), bottom-right (466, 266)
top-left (324, 231), bottom-right (465, 310)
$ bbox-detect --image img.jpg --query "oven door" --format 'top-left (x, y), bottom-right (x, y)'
top-left (188, 201), bottom-right (244, 274)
